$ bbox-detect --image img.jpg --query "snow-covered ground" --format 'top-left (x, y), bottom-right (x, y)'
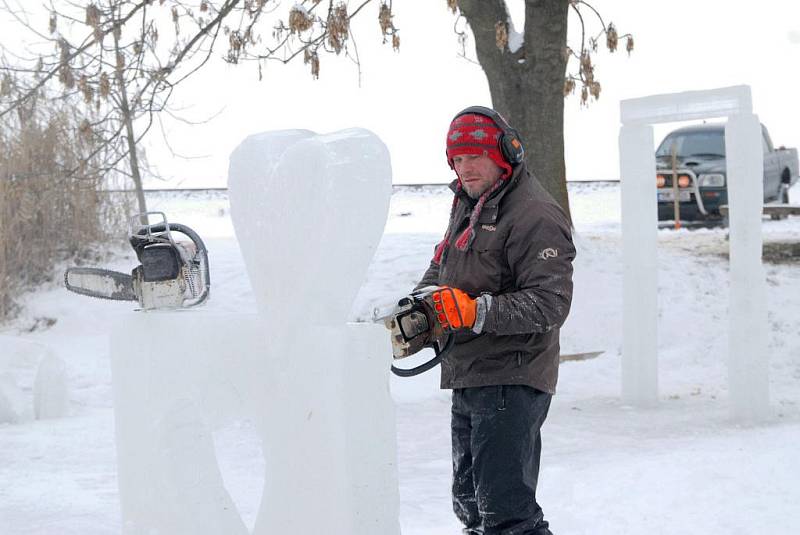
top-left (2, 182), bottom-right (799, 534)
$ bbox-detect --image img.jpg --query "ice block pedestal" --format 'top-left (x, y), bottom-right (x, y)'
top-left (110, 314), bottom-right (399, 535)
top-left (110, 313), bottom-right (257, 535)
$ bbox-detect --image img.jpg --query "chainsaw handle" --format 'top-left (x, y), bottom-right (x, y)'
top-left (390, 334), bottom-right (455, 378)
top-left (169, 224), bottom-right (210, 307)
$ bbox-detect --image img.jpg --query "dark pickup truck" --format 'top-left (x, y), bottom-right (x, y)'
top-left (655, 123), bottom-right (798, 221)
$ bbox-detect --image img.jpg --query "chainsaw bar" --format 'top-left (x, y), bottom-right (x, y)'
top-left (64, 267), bottom-right (137, 302)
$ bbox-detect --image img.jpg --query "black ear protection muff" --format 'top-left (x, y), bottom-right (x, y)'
top-left (448, 105), bottom-right (525, 168)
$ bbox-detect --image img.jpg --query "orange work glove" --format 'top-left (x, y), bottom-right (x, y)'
top-left (430, 287), bottom-right (477, 331)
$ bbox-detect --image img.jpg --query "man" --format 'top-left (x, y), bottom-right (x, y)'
top-left (413, 106), bottom-right (575, 534)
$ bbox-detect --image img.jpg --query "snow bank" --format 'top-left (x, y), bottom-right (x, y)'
top-left (0, 335), bottom-right (68, 424)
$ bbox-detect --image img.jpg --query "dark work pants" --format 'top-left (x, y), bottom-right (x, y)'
top-left (451, 385), bottom-right (553, 535)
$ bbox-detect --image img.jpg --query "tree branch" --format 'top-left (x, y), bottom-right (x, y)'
top-left (0, 0), bottom-right (150, 119)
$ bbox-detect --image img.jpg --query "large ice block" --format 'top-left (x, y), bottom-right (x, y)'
top-left (111, 315), bottom-right (399, 535)
top-left (110, 313), bottom-right (261, 535)
top-left (109, 127), bottom-right (399, 534)
top-left (250, 324), bottom-right (399, 534)
top-left (228, 127), bottom-right (398, 534)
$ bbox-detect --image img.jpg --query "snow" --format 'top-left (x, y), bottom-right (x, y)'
top-left (507, 16), bottom-right (524, 54)
top-left (0, 336), bottom-right (67, 424)
top-left (1, 181), bottom-right (800, 533)
top-left (291, 4), bottom-right (310, 17)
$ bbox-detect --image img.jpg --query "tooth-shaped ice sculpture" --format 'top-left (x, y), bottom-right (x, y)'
top-left (109, 128), bottom-right (399, 535)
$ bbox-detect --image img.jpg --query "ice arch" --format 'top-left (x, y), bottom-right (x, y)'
top-left (618, 85), bottom-right (769, 423)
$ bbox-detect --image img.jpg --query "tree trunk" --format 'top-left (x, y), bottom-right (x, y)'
top-left (112, 21), bottom-right (147, 220)
top-left (458, 0), bottom-right (571, 222)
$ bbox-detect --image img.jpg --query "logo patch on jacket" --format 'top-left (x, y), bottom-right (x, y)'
top-left (481, 224), bottom-right (496, 232)
top-left (537, 248), bottom-right (558, 260)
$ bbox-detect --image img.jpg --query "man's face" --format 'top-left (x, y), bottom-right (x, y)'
top-left (453, 153), bottom-right (504, 199)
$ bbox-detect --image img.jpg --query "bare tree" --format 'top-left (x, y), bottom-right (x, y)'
top-left (0, 0), bottom-right (400, 215)
top-left (450, 0), bottom-right (633, 221)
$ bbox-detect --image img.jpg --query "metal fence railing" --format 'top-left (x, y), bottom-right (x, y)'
top-left (103, 180), bottom-right (620, 195)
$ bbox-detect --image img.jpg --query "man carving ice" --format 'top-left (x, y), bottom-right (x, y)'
top-left (413, 106), bottom-right (575, 534)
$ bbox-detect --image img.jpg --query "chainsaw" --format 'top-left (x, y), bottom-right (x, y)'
top-left (373, 286), bottom-right (455, 377)
top-left (64, 212), bottom-right (210, 310)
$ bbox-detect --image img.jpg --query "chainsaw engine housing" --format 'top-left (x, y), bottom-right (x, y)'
top-left (375, 287), bottom-right (455, 377)
top-left (128, 214), bottom-right (210, 310)
top-left (385, 296), bottom-right (434, 359)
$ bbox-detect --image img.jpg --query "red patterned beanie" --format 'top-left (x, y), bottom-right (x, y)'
top-left (446, 113), bottom-right (513, 179)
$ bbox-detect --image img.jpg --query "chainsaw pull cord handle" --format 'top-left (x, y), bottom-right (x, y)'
top-left (133, 223), bottom-right (211, 307)
top-left (390, 334), bottom-right (455, 378)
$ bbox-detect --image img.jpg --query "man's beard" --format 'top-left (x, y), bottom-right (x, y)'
top-left (462, 180), bottom-right (495, 199)
top-left (464, 186), bottom-right (482, 199)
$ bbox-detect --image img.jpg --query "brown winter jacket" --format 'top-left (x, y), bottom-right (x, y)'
top-left (415, 164), bottom-right (575, 393)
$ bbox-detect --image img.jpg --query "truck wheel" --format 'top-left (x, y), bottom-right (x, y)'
top-left (780, 184), bottom-right (790, 204)
top-left (780, 169), bottom-right (791, 204)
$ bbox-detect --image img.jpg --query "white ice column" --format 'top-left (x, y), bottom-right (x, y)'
top-left (619, 124), bottom-right (659, 406)
top-left (250, 324), bottom-right (398, 534)
top-left (724, 114), bottom-right (770, 422)
top-left (110, 314), bottom-right (262, 535)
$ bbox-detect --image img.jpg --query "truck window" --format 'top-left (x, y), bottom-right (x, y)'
top-left (656, 130), bottom-right (725, 158)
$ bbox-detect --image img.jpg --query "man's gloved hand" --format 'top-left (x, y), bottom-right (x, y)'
top-left (429, 286), bottom-right (477, 331)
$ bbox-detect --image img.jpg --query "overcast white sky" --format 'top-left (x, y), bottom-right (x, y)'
top-left (2, 0), bottom-right (800, 187)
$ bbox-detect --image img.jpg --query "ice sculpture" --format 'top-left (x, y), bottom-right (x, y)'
top-left (618, 85), bottom-right (770, 422)
top-left (109, 128), bottom-right (399, 534)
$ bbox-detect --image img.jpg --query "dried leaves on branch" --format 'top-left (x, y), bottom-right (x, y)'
top-left (254, 0), bottom-right (400, 75)
top-left (2, 0), bottom-right (402, 120)
top-left (447, 0), bottom-right (633, 107)
top-left (563, 0), bottom-right (634, 106)
top-left (0, 0), bottom-right (402, 151)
